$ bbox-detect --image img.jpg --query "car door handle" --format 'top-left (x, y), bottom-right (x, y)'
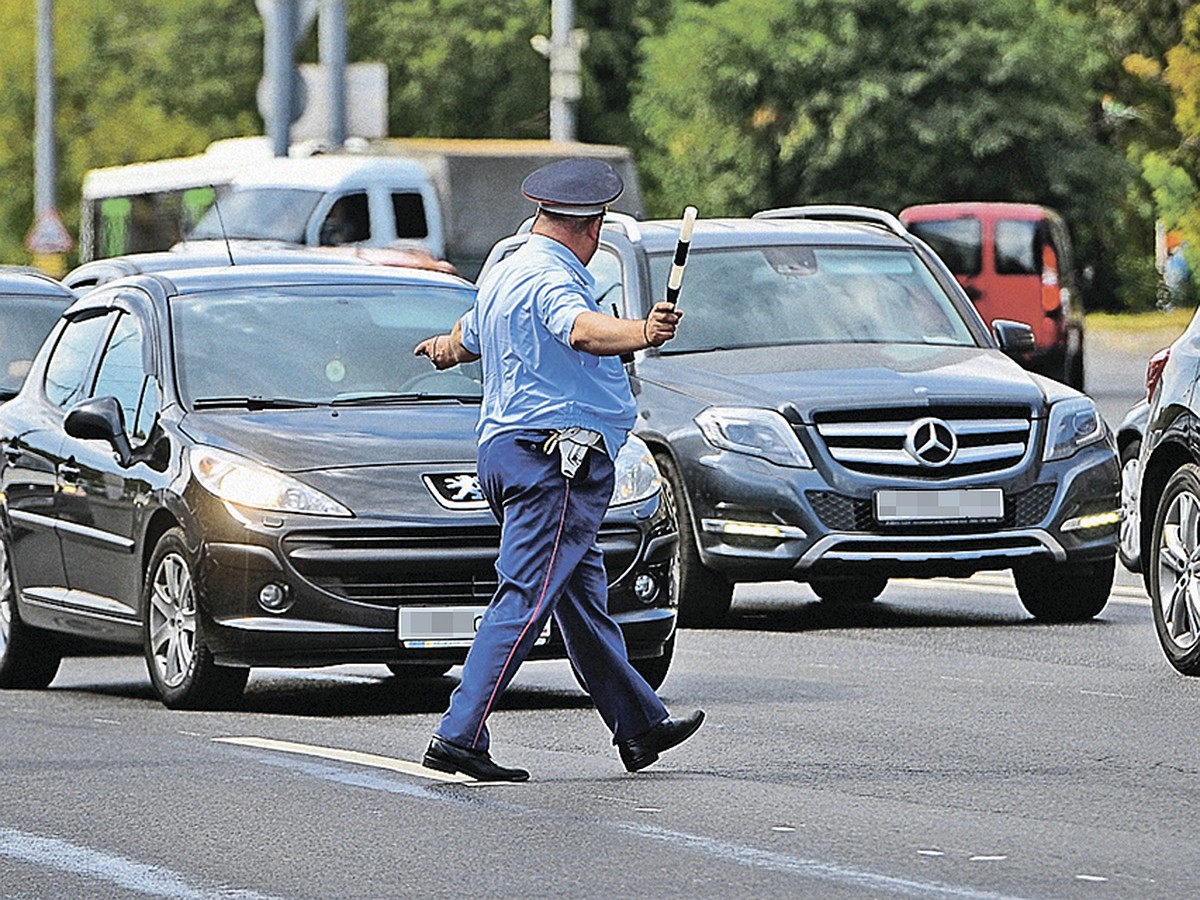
top-left (58, 463), bottom-right (80, 482)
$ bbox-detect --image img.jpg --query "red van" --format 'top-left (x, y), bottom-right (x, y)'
top-left (899, 202), bottom-right (1085, 389)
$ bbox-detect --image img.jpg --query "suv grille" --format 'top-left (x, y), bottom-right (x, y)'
top-left (807, 482), bottom-right (1057, 532)
top-left (810, 404), bottom-right (1033, 478)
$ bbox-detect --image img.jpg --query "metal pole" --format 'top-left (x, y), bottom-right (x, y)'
top-left (34, 0), bottom-right (55, 217)
top-left (265, 0), bottom-right (297, 156)
top-left (320, 0), bottom-right (347, 147)
top-left (549, 0), bottom-right (573, 142)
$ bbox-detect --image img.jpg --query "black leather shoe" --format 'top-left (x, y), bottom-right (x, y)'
top-left (618, 710), bottom-right (705, 772)
top-left (422, 736), bottom-right (530, 782)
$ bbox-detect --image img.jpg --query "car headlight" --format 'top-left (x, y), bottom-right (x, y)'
top-left (695, 407), bottom-right (813, 468)
top-left (190, 446), bottom-right (352, 517)
top-left (1044, 397), bottom-right (1105, 462)
top-left (610, 435), bottom-right (661, 506)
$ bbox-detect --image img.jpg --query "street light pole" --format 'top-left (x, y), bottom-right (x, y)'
top-left (531, 0), bottom-right (586, 142)
top-left (33, 0), bottom-right (55, 218)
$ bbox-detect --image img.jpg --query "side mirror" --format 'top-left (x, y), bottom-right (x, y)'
top-left (992, 319), bottom-right (1037, 356)
top-left (65, 396), bottom-right (133, 466)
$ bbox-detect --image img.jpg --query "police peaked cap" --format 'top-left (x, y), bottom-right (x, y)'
top-left (521, 158), bottom-right (624, 217)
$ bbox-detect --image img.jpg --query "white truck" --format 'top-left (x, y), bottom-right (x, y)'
top-left (81, 137), bottom-right (644, 278)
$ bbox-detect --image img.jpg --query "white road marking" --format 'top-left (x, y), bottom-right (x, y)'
top-left (213, 735), bottom-right (475, 784)
top-left (0, 827), bottom-right (276, 899)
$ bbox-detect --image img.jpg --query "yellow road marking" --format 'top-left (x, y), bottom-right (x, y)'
top-left (213, 735), bottom-right (476, 784)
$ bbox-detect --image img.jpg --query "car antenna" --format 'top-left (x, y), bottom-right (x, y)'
top-left (209, 184), bottom-right (235, 266)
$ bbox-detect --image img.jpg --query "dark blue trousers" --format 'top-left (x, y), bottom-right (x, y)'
top-left (436, 430), bottom-right (668, 752)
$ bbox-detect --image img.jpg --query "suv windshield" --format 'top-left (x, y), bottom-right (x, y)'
top-left (172, 284), bottom-right (482, 405)
top-left (188, 188), bottom-right (324, 243)
top-left (650, 246), bottom-right (976, 354)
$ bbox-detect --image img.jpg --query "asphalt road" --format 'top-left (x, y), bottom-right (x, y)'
top-left (0, 323), bottom-right (1193, 900)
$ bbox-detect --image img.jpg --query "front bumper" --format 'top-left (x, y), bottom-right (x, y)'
top-left (192, 490), bottom-right (677, 669)
top-left (679, 436), bottom-right (1119, 582)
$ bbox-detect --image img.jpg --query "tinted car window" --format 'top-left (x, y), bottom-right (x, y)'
top-left (392, 192), bottom-right (429, 240)
top-left (171, 284), bottom-right (480, 404)
top-left (320, 193), bottom-right (370, 245)
top-left (92, 312), bottom-right (150, 440)
top-left (43, 312), bottom-right (115, 409)
top-left (188, 188), bottom-right (323, 243)
top-left (906, 218), bottom-right (982, 276)
top-left (650, 246), bottom-right (975, 353)
top-left (0, 296), bottom-right (68, 397)
top-left (994, 219), bottom-right (1038, 275)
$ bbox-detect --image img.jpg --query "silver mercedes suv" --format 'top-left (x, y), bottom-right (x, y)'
top-left (482, 206), bottom-right (1120, 626)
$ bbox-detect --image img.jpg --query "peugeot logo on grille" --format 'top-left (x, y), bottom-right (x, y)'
top-left (423, 473), bottom-right (489, 510)
top-left (904, 417), bottom-right (957, 467)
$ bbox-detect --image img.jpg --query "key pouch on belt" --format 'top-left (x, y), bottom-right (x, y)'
top-left (542, 427), bottom-right (604, 478)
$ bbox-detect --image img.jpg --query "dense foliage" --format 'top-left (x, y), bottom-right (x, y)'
top-left (0, 0), bottom-right (1194, 309)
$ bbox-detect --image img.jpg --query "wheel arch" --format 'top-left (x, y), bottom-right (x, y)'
top-left (1141, 438), bottom-right (1197, 570)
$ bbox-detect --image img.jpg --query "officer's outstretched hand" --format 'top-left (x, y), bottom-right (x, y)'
top-left (645, 301), bottom-right (683, 347)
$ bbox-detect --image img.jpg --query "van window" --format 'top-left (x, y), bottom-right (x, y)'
top-left (392, 192), bottom-right (429, 240)
top-left (905, 218), bottom-right (981, 276)
top-left (320, 193), bottom-right (370, 245)
top-left (995, 219), bottom-right (1039, 275)
top-left (189, 188), bottom-right (323, 243)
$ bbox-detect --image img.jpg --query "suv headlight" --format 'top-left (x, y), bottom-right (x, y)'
top-left (695, 407), bottom-right (813, 468)
top-left (1043, 397), bottom-right (1105, 462)
top-left (611, 435), bottom-right (661, 506)
top-left (190, 446), bottom-right (352, 517)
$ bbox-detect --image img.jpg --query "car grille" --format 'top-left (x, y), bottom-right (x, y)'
top-left (809, 404), bottom-right (1034, 478)
top-left (807, 483), bottom-right (1057, 532)
top-left (282, 524), bottom-right (644, 608)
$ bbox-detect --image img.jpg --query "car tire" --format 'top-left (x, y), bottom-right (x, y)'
top-left (654, 452), bottom-right (733, 628)
top-left (143, 528), bottom-right (249, 709)
top-left (1013, 556), bottom-right (1114, 622)
top-left (1118, 438), bottom-right (1142, 572)
top-left (0, 530), bottom-right (63, 689)
top-left (386, 663), bottom-right (452, 679)
top-left (1149, 464), bottom-right (1200, 675)
top-left (809, 576), bottom-right (888, 604)
top-left (1066, 344), bottom-right (1085, 391)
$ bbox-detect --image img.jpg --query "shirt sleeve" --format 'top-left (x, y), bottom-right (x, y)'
top-left (458, 305), bottom-right (480, 355)
top-left (537, 277), bottom-right (593, 347)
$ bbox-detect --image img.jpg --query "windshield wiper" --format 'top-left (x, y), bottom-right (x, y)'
top-left (329, 393), bottom-right (481, 406)
top-left (192, 396), bottom-right (321, 410)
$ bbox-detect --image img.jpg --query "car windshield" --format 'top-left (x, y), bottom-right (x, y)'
top-left (1, 296), bottom-right (67, 397)
top-left (171, 284), bottom-right (482, 407)
top-left (650, 245), bottom-right (977, 354)
top-left (187, 188), bottom-right (323, 243)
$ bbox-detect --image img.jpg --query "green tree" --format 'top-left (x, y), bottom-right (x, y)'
top-left (633, 0), bottom-right (1132, 306)
top-left (0, 0), bottom-right (261, 266)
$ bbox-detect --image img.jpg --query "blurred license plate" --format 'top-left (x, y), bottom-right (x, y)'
top-left (874, 488), bottom-right (1004, 523)
top-left (398, 606), bottom-right (550, 649)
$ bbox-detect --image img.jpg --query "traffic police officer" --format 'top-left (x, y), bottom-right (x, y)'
top-left (413, 158), bottom-right (702, 781)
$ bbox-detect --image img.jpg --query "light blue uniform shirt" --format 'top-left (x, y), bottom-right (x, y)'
top-left (459, 234), bottom-right (636, 460)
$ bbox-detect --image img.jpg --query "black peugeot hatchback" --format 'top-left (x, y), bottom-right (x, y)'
top-left (0, 265), bottom-right (677, 707)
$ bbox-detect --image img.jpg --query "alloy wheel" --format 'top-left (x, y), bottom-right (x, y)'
top-left (1119, 451), bottom-right (1141, 566)
top-left (148, 552), bottom-right (197, 688)
top-left (1156, 488), bottom-right (1200, 651)
top-left (0, 539), bottom-right (11, 659)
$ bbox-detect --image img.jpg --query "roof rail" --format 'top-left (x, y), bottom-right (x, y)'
top-left (752, 205), bottom-right (908, 238)
top-left (600, 211), bottom-right (643, 242)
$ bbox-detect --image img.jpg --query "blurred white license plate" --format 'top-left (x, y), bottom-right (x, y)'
top-left (874, 488), bottom-right (1004, 523)
top-left (398, 606), bottom-right (550, 649)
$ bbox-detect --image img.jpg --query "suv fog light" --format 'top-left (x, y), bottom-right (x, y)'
top-left (259, 582), bottom-right (291, 613)
top-left (1060, 509), bottom-right (1121, 532)
top-left (634, 574), bottom-right (657, 603)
